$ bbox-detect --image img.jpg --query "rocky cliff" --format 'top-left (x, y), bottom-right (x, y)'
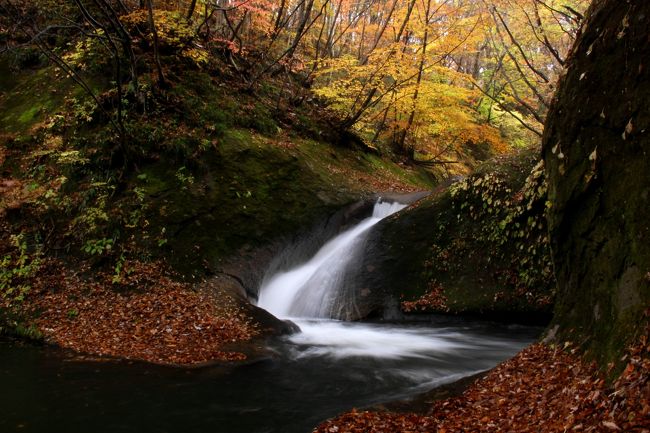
top-left (543, 0), bottom-right (650, 366)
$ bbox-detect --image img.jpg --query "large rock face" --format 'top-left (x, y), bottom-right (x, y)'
top-left (338, 148), bottom-right (555, 323)
top-left (543, 0), bottom-right (650, 364)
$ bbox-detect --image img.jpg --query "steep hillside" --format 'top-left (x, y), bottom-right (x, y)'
top-left (0, 3), bottom-right (523, 365)
top-left (0, 39), bottom-right (440, 364)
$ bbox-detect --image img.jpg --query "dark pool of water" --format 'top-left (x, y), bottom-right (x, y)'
top-left (0, 318), bottom-right (540, 433)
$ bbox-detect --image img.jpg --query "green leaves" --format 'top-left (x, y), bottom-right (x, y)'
top-left (175, 166), bottom-right (195, 189)
top-left (82, 238), bottom-right (113, 256)
top-left (0, 234), bottom-right (41, 305)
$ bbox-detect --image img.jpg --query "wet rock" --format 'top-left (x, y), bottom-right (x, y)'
top-left (339, 149), bottom-right (555, 324)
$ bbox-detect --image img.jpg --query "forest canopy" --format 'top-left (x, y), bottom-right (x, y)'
top-left (0, 0), bottom-right (588, 167)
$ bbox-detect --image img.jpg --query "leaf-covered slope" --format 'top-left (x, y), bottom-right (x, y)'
top-left (0, 43), bottom-right (435, 363)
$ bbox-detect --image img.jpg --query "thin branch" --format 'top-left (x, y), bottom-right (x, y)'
top-left (493, 7), bottom-right (550, 83)
top-left (488, 26), bottom-right (549, 108)
top-left (532, 0), bottom-right (582, 24)
top-left (470, 78), bottom-right (542, 137)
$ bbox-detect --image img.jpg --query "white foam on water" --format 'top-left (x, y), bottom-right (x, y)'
top-left (286, 319), bottom-right (468, 360)
top-left (257, 199), bottom-right (530, 374)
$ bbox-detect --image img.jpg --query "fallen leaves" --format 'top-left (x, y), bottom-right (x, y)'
top-left (315, 337), bottom-right (650, 433)
top-left (18, 259), bottom-right (259, 365)
top-left (324, 162), bottom-right (421, 194)
top-left (602, 420), bottom-right (622, 430)
top-left (401, 283), bottom-right (449, 313)
top-left (0, 178), bottom-right (30, 216)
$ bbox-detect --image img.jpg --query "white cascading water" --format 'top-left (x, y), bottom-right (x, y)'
top-left (256, 199), bottom-right (534, 383)
top-left (256, 200), bottom-right (473, 362)
top-left (257, 200), bottom-right (406, 318)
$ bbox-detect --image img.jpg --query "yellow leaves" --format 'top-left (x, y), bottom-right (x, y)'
top-left (120, 9), bottom-right (194, 52)
top-left (56, 150), bottom-right (89, 166)
top-left (313, 55), bottom-right (393, 116)
top-left (181, 47), bottom-right (210, 67)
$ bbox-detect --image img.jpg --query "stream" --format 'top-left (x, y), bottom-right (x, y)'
top-left (0, 200), bottom-right (542, 432)
top-left (0, 320), bottom-right (538, 433)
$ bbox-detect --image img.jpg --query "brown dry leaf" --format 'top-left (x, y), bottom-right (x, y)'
top-left (602, 420), bottom-right (621, 430)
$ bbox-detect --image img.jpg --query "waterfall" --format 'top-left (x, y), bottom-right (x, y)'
top-left (257, 200), bottom-right (406, 319)
top-left (254, 199), bottom-right (536, 368)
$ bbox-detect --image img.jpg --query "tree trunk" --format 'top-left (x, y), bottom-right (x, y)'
top-left (396, 0), bottom-right (432, 158)
top-left (145, 0), bottom-right (166, 87)
top-left (285, 0), bottom-right (315, 60)
top-left (186, 0), bottom-right (198, 21)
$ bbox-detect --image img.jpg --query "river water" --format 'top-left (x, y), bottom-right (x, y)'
top-left (0, 200), bottom-right (541, 432)
top-left (0, 320), bottom-right (538, 433)
top-left (257, 201), bottom-right (407, 318)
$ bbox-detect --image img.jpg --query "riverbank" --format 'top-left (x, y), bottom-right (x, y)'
top-left (315, 331), bottom-right (650, 432)
top-left (1, 257), bottom-right (285, 366)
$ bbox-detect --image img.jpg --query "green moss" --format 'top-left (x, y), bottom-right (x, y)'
top-left (1, 56), bottom-right (437, 285)
top-left (128, 123), bottom-right (435, 278)
top-left (135, 130), bottom-right (339, 275)
top-left (0, 306), bottom-right (43, 342)
top-left (238, 102), bottom-right (279, 136)
top-left (168, 71), bottom-right (236, 130)
top-left (0, 59), bottom-right (19, 92)
top-left (13, 322), bottom-right (43, 340)
top-left (16, 105), bottom-right (41, 125)
top-left (363, 153), bottom-right (434, 187)
top-left (541, 0), bottom-right (650, 371)
top-left (0, 66), bottom-right (94, 133)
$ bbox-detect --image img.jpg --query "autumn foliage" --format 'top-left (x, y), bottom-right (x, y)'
top-left (1, 0), bottom-right (589, 165)
top-left (401, 282), bottom-right (449, 313)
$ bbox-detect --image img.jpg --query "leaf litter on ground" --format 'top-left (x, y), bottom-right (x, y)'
top-left (12, 259), bottom-right (258, 365)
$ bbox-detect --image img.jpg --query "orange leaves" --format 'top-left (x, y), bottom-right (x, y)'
top-left (0, 178), bottom-right (25, 215)
top-left (318, 409), bottom-right (432, 433)
top-left (401, 282), bottom-right (448, 313)
top-left (22, 259), bottom-right (258, 365)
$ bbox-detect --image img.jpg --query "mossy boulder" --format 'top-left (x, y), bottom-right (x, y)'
top-left (119, 124), bottom-right (435, 292)
top-left (542, 0), bottom-right (650, 367)
top-left (339, 147), bottom-right (554, 323)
